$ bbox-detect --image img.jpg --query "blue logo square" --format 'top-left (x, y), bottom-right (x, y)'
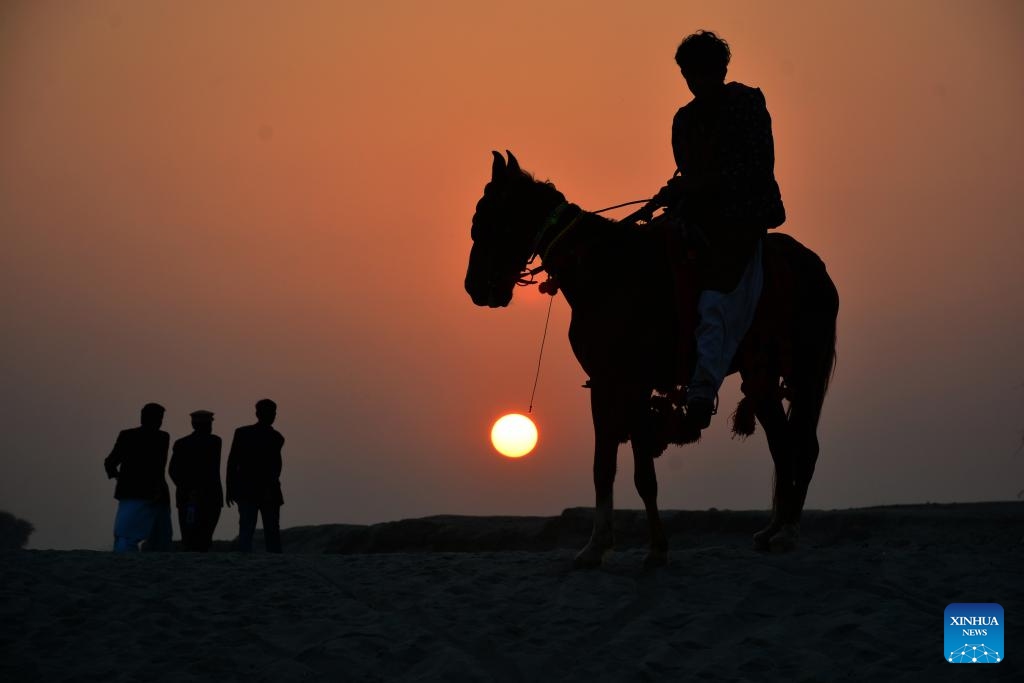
top-left (945, 603), bottom-right (1003, 663)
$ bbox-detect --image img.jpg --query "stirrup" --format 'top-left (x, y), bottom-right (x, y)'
top-left (684, 389), bottom-right (719, 416)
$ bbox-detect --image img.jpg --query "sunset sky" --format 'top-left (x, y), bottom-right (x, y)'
top-left (2, 1), bottom-right (1022, 549)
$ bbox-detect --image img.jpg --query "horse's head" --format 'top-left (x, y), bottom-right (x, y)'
top-left (464, 150), bottom-right (563, 308)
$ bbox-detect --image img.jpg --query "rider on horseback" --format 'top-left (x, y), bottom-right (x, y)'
top-left (633, 30), bottom-right (786, 432)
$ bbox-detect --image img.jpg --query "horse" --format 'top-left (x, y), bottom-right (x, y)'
top-left (465, 151), bottom-right (838, 568)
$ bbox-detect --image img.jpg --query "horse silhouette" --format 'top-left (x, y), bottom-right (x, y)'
top-left (466, 151), bottom-right (839, 567)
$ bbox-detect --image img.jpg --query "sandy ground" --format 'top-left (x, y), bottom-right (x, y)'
top-left (2, 503), bottom-right (1021, 682)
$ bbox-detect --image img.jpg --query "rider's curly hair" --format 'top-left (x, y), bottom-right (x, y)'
top-left (674, 30), bottom-right (731, 76)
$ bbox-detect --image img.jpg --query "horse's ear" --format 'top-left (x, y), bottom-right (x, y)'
top-left (506, 150), bottom-right (520, 174)
top-left (491, 150), bottom-right (506, 180)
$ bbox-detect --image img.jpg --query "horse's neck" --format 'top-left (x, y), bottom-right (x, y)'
top-left (538, 210), bottom-right (622, 307)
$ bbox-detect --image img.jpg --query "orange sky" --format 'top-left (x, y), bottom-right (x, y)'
top-left (2, 1), bottom-right (1023, 549)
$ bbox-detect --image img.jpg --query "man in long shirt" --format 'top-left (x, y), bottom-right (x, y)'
top-left (169, 410), bottom-right (223, 552)
top-left (226, 398), bottom-right (285, 553)
top-left (636, 30), bottom-right (786, 431)
top-left (104, 402), bottom-right (173, 552)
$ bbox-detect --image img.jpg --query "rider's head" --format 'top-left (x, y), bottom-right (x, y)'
top-left (675, 31), bottom-right (730, 99)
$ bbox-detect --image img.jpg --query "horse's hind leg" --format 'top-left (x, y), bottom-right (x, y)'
top-left (574, 385), bottom-right (620, 569)
top-left (752, 394), bottom-right (798, 552)
top-left (777, 306), bottom-right (834, 545)
top-left (784, 398), bottom-right (821, 526)
top-left (761, 375), bottom-right (827, 552)
top-left (775, 261), bottom-right (837, 547)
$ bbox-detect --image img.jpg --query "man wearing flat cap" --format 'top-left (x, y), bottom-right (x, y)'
top-left (104, 402), bottom-right (173, 552)
top-left (169, 410), bottom-right (224, 552)
top-left (226, 399), bottom-right (285, 552)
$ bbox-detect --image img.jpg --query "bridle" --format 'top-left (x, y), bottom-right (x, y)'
top-left (515, 198), bottom-right (650, 288)
top-left (515, 201), bottom-right (577, 286)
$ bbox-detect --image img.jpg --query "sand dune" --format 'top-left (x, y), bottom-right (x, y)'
top-left (247, 502), bottom-right (1024, 554)
top-left (2, 502), bottom-right (1021, 681)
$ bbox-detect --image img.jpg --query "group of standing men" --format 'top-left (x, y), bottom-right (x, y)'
top-left (103, 399), bottom-right (285, 553)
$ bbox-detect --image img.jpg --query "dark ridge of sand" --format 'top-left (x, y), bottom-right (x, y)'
top-left (3, 502), bottom-right (1022, 682)
top-left (235, 501), bottom-right (1024, 554)
top-left (2, 501), bottom-right (1022, 682)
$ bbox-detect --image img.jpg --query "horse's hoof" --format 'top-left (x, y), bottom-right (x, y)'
top-left (768, 524), bottom-right (800, 553)
top-left (752, 523), bottom-right (781, 552)
top-left (573, 539), bottom-right (613, 569)
top-left (643, 548), bottom-right (669, 570)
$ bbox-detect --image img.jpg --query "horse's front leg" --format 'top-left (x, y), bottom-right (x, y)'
top-left (574, 384), bottom-right (621, 569)
top-left (632, 441), bottom-right (667, 568)
top-left (630, 393), bottom-right (668, 568)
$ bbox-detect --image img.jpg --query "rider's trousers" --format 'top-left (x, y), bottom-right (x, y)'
top-left (688, 239), bottom-right (764, 403)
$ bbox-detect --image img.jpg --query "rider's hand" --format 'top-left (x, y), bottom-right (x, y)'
top-left (621, 205), bottom-right (655, 226)
top-left (652, 176), bottom-right (686, 207)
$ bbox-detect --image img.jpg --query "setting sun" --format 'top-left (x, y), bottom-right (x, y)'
top-left (490, 413), bottom-right (539, 458)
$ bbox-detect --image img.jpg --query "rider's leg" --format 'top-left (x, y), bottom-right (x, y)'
top-left (687, 239), bottom-right (765, 428)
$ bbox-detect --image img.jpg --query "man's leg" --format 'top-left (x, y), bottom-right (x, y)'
top-left (113, 536), bottom-right (140, 552)
top-left (143, 503), bottom-right (173, 552)
top-left (197, 506), bottom-right (220, 552)
top-left (689, 291), bottom-right (728, 407)
top-left (178, 507), bottom-right (195, 551)
top-left (113, 500), bottom-right (150, 553)
top-left (261, 504), bottom-right (282, 553)
top-left (688, 240), bottom-right (765, 427)
top-left (237, 503), bottom-right (258, 552)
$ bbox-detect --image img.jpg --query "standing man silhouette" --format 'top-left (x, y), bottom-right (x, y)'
top-left (104, 402), bottom-right (173, 552)
top-left (226, 399), bottom-right (285, 553)
top-left (169, 410), bottom-right (223, 552)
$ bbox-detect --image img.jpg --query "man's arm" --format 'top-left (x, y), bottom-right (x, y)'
top-left (168, 438), bottom-right (184, 487)
top-left (104, 431), bottom-right (125, 479)
top-left (650, 174), bottom-right (688, 210)
top-left (664, 106), bottom-right (712, 205)
top-left (272, 434), bottom-right (284, 480)
top-left (635, 106), bottom-right (707, 219)
top-left (212, 435), bottom-right (223, 479)
top-left (158, 432), bottom-right (170, 467)
top-left (225, 429), bottom-right (241, 507)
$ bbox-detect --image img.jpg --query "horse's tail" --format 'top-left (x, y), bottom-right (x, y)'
top-left (788, 249), bottom-right (839, 429)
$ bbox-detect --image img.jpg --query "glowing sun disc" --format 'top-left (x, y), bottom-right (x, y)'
top-left (491, 413), bottom-right (538, 458)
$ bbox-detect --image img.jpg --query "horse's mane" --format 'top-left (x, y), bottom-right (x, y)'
top-left (512, 169), bottom-right (566, 207)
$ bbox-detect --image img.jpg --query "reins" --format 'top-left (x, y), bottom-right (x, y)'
top-left (516, 197), bottom-right (650, 287)
top-left (527, 295), bottom-right (554, 414)
top-left (593, 198), bottom-right (652, 214)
